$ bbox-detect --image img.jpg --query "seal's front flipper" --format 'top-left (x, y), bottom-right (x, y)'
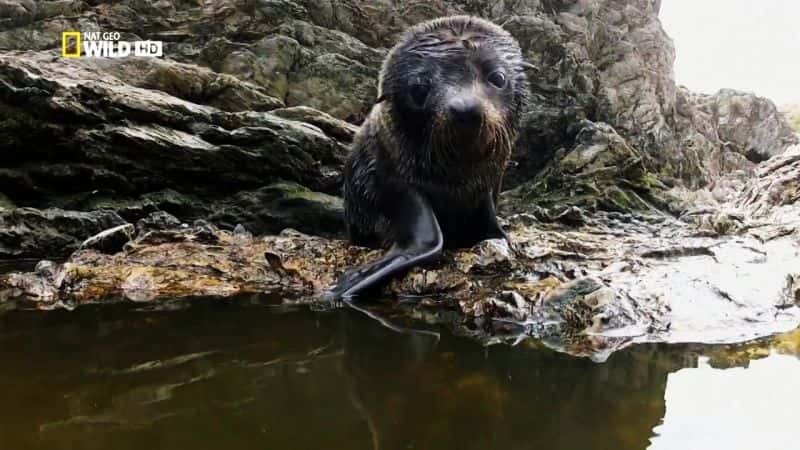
top-left (324, 190), bottom-right (443, 302)
top-left (478, 189), bottom-right (507, 241)
top-left (324, 247), bottom-right (435, 301)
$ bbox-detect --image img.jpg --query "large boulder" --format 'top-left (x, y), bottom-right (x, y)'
top-left (677, 88), bottom-right (799, 164)
top-left (0, 51), bottom-right (350, 246)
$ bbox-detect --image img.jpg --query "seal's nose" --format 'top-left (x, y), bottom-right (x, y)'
top-left (448, 97), bottom-right (482, 127)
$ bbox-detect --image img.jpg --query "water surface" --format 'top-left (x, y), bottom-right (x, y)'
top-left (1, 298), bottom-right (798, 450)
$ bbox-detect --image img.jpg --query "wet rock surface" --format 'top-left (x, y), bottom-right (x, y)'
top-left (1, 0), bottom-right (799, 358)
top-left (3, 151), bottom-right (799, 360)
top-left (0, 208), bottom-right (126, 258)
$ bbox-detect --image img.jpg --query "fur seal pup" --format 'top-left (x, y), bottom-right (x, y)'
top-left (325, 15), bottom-right (529, 301)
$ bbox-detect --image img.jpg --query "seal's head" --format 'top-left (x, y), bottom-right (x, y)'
top-left (378, 16), bottom-right (529, 162)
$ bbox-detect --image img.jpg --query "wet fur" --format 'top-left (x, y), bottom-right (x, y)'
top-left (344, 15), bottom-right (529, 250)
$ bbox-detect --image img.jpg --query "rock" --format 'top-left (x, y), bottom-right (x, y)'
top-left (270, 106), bottom-right (359, 142)
top-left (738, 145), bottom-right (800, 217)
top-left (83, 57), bottom-right (285, 112)
top-left (207, 182), bottom-right (345, 238)
top-left (470, 239), bottom-right (514, 272)
top-left (136, 211), bottom-right (183, 233)
top-left (26, 183), bottom-right (345, 252)
top-left (0, 0), bottom-right (36, 29)
top-left (80, 223), bottom-right (135, 254)
top-left (0, 0), bottom-right (795, 246)
top-left (1, 0), bottom-right (795, 213)
top-left (785, 274), bottom-right (800, 306)
top-left (0, 49), bottom-right (350, 248)
top-left (496, 0), bottom-right (683, 189)
top-left (781, 103), bottom-right (800, 133)
top-left (0, 208), bottom-right (126, 258)
top-left (33, 259), bottom-right (60, 283)
top-left (2, 181), bottom-right (800, 360)
top-left (0, 51), bottom-right (348, 204)
top-left (67, 190), bottom-right (204, 225)
top-left (500, 121), bottom-right (674, 215)
top-left (0, 192), bottom-right (13, 211)
top-left (1, 0), bottom-right (800, 359)
top-left (678, 88), bottom-right (799, 163)
top-left (284, 52), bottom-right (377, 122)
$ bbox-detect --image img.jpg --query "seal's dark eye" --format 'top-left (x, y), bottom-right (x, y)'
top-left (409, 84), bottom-right (430, 107)
top-left (487, 71), bottom-right (507, 88)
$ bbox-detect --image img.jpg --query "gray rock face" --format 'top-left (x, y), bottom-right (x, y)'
top-left (0, 208), bottom-right (126, 258)
top-left (206, 182), bottom-right (345, 238)
top-left (1, 0), bottom-right (795, 197)
top-left (0, 50), bottom-right (348, 244)
top-left (677, 88), bottom-right (799, 164)
top-left (500, 120), bottom-right (667, 215)
top-left (0, 52), bottom-right (347, 194)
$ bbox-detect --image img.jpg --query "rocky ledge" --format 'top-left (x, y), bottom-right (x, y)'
top-left (3, 146), bottom-right (799, 360)
top-left (1, 0), bottom-right (799, 359)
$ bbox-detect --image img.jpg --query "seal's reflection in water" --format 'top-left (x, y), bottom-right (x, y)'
top-left (0, 299), bottom-right (687, 450)
top-left (340, 306), bottom-right (684, 450)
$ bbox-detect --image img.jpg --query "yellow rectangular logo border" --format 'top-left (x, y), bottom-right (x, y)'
top-left (62, 31), bottom-right (81, 58)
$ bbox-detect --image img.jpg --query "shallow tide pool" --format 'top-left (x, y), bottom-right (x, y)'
top-left (1, 299), bottom-right (798, 450)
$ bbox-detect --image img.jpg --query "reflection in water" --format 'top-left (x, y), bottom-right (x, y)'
top-left (651, 354), bottom-right (800, 450)
top-left (0, 298), bottom-right (796, 450)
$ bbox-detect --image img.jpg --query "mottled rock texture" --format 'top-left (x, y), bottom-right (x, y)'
top-left (4, 171), bottom-right (800, 360)
top-left (782, 103), bottom-right (800, 133)
top-left (0, 208), bottom-right (126, 258)
top-left (1, 0), bottom-right (796, 257)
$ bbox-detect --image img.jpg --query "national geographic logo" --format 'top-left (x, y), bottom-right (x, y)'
top-left (61, 31), bottom-right (81, 57)
top-left (61, 31), bottom-right (163, 58)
